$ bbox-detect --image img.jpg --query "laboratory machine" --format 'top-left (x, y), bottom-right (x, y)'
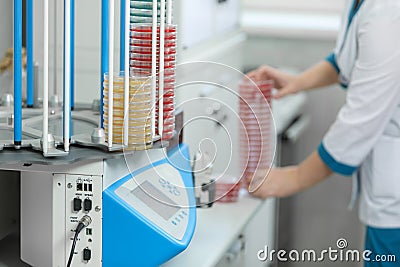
top-left (0, 0), bottom-right (204, 266)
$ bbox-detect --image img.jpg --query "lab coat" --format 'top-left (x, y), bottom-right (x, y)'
top-left (320, 0), bottom-right (400, 228)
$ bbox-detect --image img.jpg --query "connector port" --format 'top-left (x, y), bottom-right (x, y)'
top-left (83, 248), bottom-right (91, 261)
top-left (84, 199), bottom-right (92, 212)
top-left (77, 183), bottom-right (83, 191)
top-left (73, 198), bottom-right (82, 212)
top-left (86, 228), bottom-right (92, 235)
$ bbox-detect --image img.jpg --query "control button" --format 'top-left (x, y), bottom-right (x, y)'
top-left (159, 178), bottom-right (167, 187)
top-left (175, 217), bottom-right (181, 223)
top-left (173, 188), bottom-right (181, 196)
top-left (84, 199), bottom-right (92, 212)
top-left (171, 221), bottom-right (177, 226)
top-left (182, 210), bottom-right (187, 216)
top-left (83, 248), bottom-right (91, 261)
top-left (179, 214), bottom-right (184, 219)
top-left (73, 198), bottom-right (82, 212)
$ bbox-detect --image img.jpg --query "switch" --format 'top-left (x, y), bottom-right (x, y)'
top-left (84, 199), bottom-right (92, 212)
top-left (73, 198), bottom-right (82, 212)
top-left (83, 248), bottom-right (91, 261)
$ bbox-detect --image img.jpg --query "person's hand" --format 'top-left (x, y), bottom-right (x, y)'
top-left (246, 65), bottom-right (301, 99)
top-left (246, 167), bottom-right (303, 198)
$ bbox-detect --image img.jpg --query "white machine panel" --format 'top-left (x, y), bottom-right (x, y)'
top-left (65, 174), bottom-right (102, 267)
top-left (115, 164), bottom-right (190, 240)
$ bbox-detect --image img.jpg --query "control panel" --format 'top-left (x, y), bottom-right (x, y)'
top-left (65, 175), bottom-right (102, 267)
top-left (115, 163), bottom-right (190, 240)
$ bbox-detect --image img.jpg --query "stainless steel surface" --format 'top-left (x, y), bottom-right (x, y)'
top-left (40, 134), bottom-right (55, 149)
top-left (33, 63), bottom-right (39, 108)
top-left (91, 99), bottom-right (100, 112)
top-left (0, 94), bottom-right (13, 107)
top-left (0, 107), bottom-right (169, 157)
top-left (49, 95), bottom-right (60, 108)
top-left (0, 145), bottom-right (124, 166)
top-left (91, 128), bottom-right (105, 143)
top-left (6, 115), bottom-right (13, 126)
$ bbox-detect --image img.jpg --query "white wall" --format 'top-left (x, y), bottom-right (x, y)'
top-left (0, 1), bottom-right (13, 95)
top-left (33, 0), bottom-right (121, 103)
top-left (0, 1), bottom-right (12, 57)
top-left (242, 0), bottom-right (346, 13)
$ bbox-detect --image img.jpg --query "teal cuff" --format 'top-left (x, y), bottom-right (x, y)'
top-left (325, 53), bottom-right (340, 74)
top-left (318, 143), bottom-right (357, 176)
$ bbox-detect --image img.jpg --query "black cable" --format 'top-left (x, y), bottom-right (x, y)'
top-left (66, 216), bottom-right (92, 267)
top-left (67, 230), bottom-right (79, 267)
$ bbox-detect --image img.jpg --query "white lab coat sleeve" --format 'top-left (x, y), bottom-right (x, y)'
top-left (318, 11), bottom-right (400, 176)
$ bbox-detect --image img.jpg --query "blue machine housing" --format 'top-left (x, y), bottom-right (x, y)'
top-left (103, 144), bottom-right (196, 267)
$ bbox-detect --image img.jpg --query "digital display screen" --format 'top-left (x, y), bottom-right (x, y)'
top-left (131, 181), bottom-right (180, 220)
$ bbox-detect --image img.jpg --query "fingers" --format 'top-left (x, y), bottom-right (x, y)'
top-left (246, 69), bottom-right (263, 82)
top-left (246, 65), bottom-right (274, 83)
top-left (245, 168), bottom-right (271, 196)
top-left (273, 83), bottom-right (298, 99)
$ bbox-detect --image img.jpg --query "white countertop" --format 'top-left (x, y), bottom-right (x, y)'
top-left (241, 10), bottom-right (341, 40)
top-left (163, 190), bottom-right (272, 267)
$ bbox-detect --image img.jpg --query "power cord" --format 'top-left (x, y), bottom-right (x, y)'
top-left (67, 215), bottom-right (92, 267)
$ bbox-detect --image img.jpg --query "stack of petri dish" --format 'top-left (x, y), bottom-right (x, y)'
top-left (238, 80), bottom-right (273, 188)
top-left (214, 174), bottom-right (242, 203)
top-left (129, 23), bottom-right (177, 140)
top-left (130, 0), bottom-right (164, 24)
top-left (103, 73), bottom-right (153, 150)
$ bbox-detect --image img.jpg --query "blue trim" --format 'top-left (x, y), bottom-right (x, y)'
top-left (63, 0), bottom-right (72, 139)
top-left (325, 53), bottom-right (340, 74)
top-left (348, 0), bottom-right (364, 29)
top-left (120, 0), bottom-right (126, 72)
top-left (103, 144), bottom-right (196, 266)
top-left (338, 0), bottom-right (365, 53)
top-left (340, 82), bottom-right (348, 89)
top-left (14, 0), bottom-right (23, 144)
top-left (365, 226), bottom-right (400, 267)
top-left (318, 143), bottom-right (357, 176)
top-left (325, 0), bottom-right (365, 76)
top-left (100, 0), bottom-right (110, 128)
top-left (70, 0), bottom-right (75, 111)
top-left (26, 0), bottom-right (34, 107)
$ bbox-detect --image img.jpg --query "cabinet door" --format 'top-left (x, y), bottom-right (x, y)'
top-left (242, 199), bottom-right (276, 267)
top-left (179, 0), bottom-right (215, 50)
top-left (215, 0), bottom-right (240, 35)
top-left (215, 235), bottom-right (246, 267)
top-left (0, 171), bottom-right (19, 241)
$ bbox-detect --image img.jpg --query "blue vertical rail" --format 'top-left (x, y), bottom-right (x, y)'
top-left (26, 0), bottom-right (34, 108)
top-left (63, 0), bottom-right (72, 141)
top-left (120, 0), bottom-right (126, 72)
top-left (71, 0), bottom-right (75, 111)
top-left (101, 0), bottom-right (110, 128)
top-left (14, 0), bottom-right (23, 146)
